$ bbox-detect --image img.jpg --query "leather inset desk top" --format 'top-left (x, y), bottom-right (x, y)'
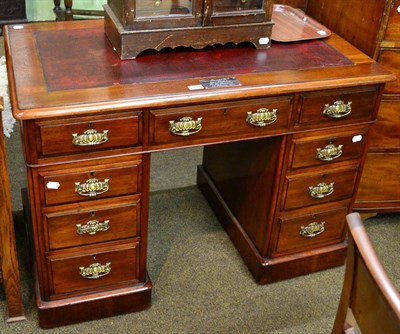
top-left (34, 28), bottom-right (353, 92)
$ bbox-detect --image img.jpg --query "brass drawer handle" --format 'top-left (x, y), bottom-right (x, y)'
top-left (169, 116), bottom-right (203, 136)
top-left (72, 128), bottom-right (109, 146)
top-left (75, 178), bottom-right (110, 197)
top-left (80, 262), bottom-right (111, 279)
top-left (300, 222), bottom-right (325, 237)
top-left (316, 143), bottom-right (343, 161)
top-left (76, 219), bottom-right (110, 235)
top-left (246, 108), bottom-right (277, 127)
top-left (323, 100), bottom-right (352, 118)
top-left (309, 182), bottom-right (334, 198)
top-left (154, 0), bottom-right (161, 6)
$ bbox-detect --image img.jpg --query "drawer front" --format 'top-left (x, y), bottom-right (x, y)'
top-left (273, 206), bottom-right (347, 256)
top-left (41, 162), bottom-right (141, 206)
top-left (289, 128), bottom-right (368, 170)
top-left (149, 97), bottom-right (293, 145)
top-left (384, 1), bottom-right (400, 41)
top-left (47, 242), bottom-right (140, 296)
top-left (46, 200), bottom-right (140, 250)
top-left (369, 100), bottom-right (400, 149)
top-left (283, 166), bottom-right (358, 210)
top-left (37, 111), bottom-right (142, 157)
top-left (297, 86), bottom-right (379, 128)
top-left (378, 49), bottom-right (400, 95)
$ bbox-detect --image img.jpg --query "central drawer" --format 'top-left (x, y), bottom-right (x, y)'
top-left (149, 96), bottom-right (293, 146)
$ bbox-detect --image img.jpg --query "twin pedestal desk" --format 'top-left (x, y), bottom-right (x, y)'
top-left (4, 20), bottom-right (394, 328)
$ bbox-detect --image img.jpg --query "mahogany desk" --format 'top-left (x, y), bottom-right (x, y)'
top-left (4, 19), bottom-right (394, 328)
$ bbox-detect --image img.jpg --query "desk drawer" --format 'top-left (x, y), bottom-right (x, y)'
top-left (45, 199), bottom-right (141, 250)
top-left (149, 97), bottom-right (293, 145)
top-left (283, 166), bottom-right (358, 210)
top-left (41, 160), bottom-right (142, 206)
top-left (289, 128), bottom-right (368, 170)
top-left (273, 206), bottom-right (347, 257)
top-left (297, 86), bottom-right (379, 128)
top-left (47, 241), bottom-right (140, 296)
top-left (35, 111), bottom-right (142, 158)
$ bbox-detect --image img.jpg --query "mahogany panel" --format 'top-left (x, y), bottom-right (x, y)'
top-left (282, 166), bottom-right (358, 210)
top-left (356, 153), bottom-right (400, 209)
top-left (201, 136), bottom-right (285, 253)
top-left (306, 0), bottom-right (388, 58)
top-left (45, 199), bottom-right (141, 250)
top-left (378, 49), bottom-right (400, 95)
top-left (368, 100), bottom-right (400, 150)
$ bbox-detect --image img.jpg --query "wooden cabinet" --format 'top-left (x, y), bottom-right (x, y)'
top-left (4, 20), bottom-right (393, 328)
top-left (104, 0), bottom-right (274, 59)
top-left (305, 0), bottom-right (400, 213)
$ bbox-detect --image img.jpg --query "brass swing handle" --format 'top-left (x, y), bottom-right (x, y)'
top-left (246, 108), bottom-right (277, 127)
top-left (169, 116), bottom-right (203, 136)
top-left (300, 222), bottom-right (325, 238)
top-left (72, 128), bottom-right (109, 146)
top-left (323, 100), bottom-right (352, 118)
top-left (316, 143), bottom-right (343, 161)
top-left (75, 178), bottom-right (110, 197)
top-left (76, 219), bottom-right (110, 235)
top-left (80, 262), bottom-right (111, 279)
top-left (309, 182), bottom-right (334, 198)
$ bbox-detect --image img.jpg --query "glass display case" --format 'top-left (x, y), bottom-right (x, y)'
top-left (104, 0), bottom-right (274, 59)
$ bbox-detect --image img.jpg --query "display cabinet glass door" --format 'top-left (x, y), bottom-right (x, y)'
top-left (204, 0), bottom-right (272, 25)
top-left (126, 0), bottom-right (203, 29)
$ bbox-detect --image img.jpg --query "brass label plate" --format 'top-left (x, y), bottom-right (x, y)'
top-left (200, 77), bottom-right (242, 89)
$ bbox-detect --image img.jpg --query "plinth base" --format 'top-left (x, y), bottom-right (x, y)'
top-left (197, 165), bottom-right (347, 284)
top-left (35, 269), bottom-right (152, 329)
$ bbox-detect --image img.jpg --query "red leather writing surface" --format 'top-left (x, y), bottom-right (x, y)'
top-left (34, 28), bottom-right (353, 91)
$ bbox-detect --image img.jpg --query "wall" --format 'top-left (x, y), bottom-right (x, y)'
top-left (26, 0), bottom-right (106, 21)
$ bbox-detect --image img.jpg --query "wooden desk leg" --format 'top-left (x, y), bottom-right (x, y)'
top-left (0, 105), bottom-right (26, 322)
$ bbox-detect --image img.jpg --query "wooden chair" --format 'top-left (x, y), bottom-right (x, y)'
top-left (332, 212), bottom-right (400, 334)
top-left (0, 97), bottom-right (26, 322)
top-left (53, 0), bottom-right (104, 21)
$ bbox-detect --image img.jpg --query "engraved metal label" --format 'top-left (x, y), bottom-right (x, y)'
top-left (200, 77), bottom-right (242, 89)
